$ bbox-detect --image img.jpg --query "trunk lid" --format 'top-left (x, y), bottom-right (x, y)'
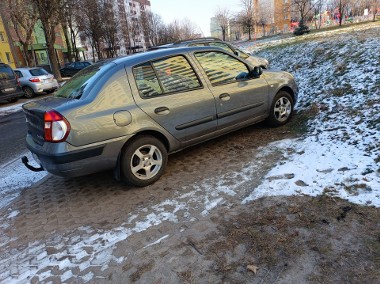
top-left (22, 97), bottom-right (71, 145)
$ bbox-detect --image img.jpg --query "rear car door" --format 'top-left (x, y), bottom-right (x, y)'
top-left (130, 54), bottom-right (217, 142)
top-left (193, 51), bottom-right (269, 129)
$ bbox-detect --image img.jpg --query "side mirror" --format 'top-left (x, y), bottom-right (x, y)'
top-left (249, 66), bottom-right (263, 78)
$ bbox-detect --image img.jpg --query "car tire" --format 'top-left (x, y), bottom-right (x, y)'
top-left (121, 135), bottom-right (168, 187)
top-left (266, 91), bottom-right (294, 127)
top-left (23, 86), bottom-right (35, 98)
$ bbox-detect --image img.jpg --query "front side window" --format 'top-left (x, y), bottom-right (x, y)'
top-left (195, 51), bottom-right (250, 86)
top-left (133, 55), bottom-right (201, 98)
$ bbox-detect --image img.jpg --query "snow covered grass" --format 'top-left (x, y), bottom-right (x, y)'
top-left (242, 21), bottom-right (380, 206)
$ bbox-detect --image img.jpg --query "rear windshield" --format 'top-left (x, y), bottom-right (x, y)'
top-left (0, 65), bottom-right (15, 80)
top-left (29, 68), bottom-right (49, 76)
top-left (55, 60), bottom-right (111, 99)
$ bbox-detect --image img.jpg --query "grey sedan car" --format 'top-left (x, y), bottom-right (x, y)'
top-left (14, 67), bottom-right (59, 98)
top-left (22, 46), bottom-right (298, 187)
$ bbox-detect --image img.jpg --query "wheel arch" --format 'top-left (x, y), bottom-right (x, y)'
top-left (114, 130), bottom-right (171, 182)
top-left (131, 130), bottom-right (170, 151)
top-left (277, 86), bottom-right (295, 102)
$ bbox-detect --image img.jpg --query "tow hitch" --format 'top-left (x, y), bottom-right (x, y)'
top-left (21, 156), bottom-right (44, 172)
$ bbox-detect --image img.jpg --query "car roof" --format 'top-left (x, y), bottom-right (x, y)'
top-left (150, 38), bottom-right (225, 50)
top-left (109, 46), bottom-right (230, 66)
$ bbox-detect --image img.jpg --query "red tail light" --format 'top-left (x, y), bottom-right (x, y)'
top-left (16, 77), bottom-right (21, 86)
top-left (44, 110), bottom-right (71, 142)
top-left (29, 77), bottom-right (41, 82)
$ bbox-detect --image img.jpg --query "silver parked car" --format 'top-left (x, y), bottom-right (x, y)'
top-left (22, 46), bottom-right (298, 187)
top-left (14, 67), bottom-right (59, 98)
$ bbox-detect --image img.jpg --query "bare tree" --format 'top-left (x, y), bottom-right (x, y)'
top-left (179, 18), bottom-right (201, 40)
top-left (290, 0), bottom-right (315, 23)
top-left (215, 7), bottom-right (230, 41)
top-left (100, 0), bottom-right (119, 57)
top-left (312, 0), bottom-right (324, 29)
top-left (129, 17), bottom-right (141, 52)
top-left (369, 0), bottom-right (380, 21)
top-left (330, 0), bottom-right (351, 26)
top-left (256, 1), bottom-right (274, 37)
top-left (238, 0), bottom-right (255, 40)
top-left (31, 0), bottom-right (62, 80)
top-left (140, 11), bottom-right (163, 47)
top-left (79, 0), bottom-right (105, 60)
top-left (3, 0), bottom-right (39, 67)
top-left (59, 0), bottom-right (84, 62)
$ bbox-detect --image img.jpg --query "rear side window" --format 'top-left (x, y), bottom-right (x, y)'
top-left (133, 55), bottom-right (201, 99)
top-left (133, 63), bottom-right (163, 98)
top-left (0, 65), bottom-right (15, 80)
top-left (29, 68), bottom-right (48, 76)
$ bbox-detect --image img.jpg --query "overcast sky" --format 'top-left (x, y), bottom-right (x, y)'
top-left (151, 0), bottom-right (241, 36)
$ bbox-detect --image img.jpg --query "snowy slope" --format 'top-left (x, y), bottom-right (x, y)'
top-left (241, 22), bottom-right (380, 206)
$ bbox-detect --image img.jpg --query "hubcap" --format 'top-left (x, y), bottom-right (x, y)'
top-left (130, 144), bottom-right (163, 180)
top-left (274, 97), bottom-right (292, 122)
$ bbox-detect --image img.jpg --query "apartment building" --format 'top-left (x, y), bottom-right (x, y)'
top-left (117, 0), bottom-right (152, 55)
top-left (254, 0), bottom-right (292, 36)
top-left (0, 15), bottom-right (16, 68)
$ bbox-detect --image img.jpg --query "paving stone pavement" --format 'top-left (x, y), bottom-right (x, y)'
top-left (0, 123), bottom-right (297, 283)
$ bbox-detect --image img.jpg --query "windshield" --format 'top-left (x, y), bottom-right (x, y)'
top-left (55, 61), bottom-right (111, 99)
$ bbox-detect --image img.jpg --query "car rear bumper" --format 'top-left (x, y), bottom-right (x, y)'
top-left (25, 134), bottom-right (130, 177)
top-left (32, 80), bottom-right (59, 94)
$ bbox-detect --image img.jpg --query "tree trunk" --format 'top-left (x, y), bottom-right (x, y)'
top-left (62, 23), bottom-right (73, 63)
top-left (43, 26), bottom-right (62, 80)
top-left (22, 42), bottom-right (35, 67)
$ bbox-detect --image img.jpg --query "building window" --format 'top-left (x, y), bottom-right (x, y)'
top-left (5, 52), bottom-right (12, 63)
top-left (0, 32), bottom-right (4, 41)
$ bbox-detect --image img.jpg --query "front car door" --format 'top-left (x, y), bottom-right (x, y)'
top-left (193, 51), bottom-right (269, 129)
top-left (130, 54), bottom-right (217, 142)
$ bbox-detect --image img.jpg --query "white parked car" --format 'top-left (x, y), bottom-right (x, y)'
top-left (14, 67), bottom-right (59, 98)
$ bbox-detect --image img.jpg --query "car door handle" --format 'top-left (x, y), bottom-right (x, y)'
top-left (154, 107), bottom-right (170, 115)
top-left (219, 93), bottom-right (230, 101)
